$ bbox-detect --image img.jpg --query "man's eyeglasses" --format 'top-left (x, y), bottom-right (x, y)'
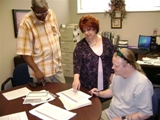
top-left (117, 50), bottom-right (130, 63)
top-left (35, 10), bottom-right (48, 16)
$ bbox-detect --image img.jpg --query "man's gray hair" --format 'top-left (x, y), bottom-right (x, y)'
top-left (31, 0), bottom-right (48, 8)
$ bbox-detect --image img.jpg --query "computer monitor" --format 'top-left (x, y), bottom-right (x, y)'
top-left (138, 35), bottom-right (152, 50)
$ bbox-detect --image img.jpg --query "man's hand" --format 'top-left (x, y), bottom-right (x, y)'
top-left (112, 117), bottom-right (122, 120)
top-left (89, 88), bottom-right (99, 96)
top-left (34, 69), bottom-right (44, 80)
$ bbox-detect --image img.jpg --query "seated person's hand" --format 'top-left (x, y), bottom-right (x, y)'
top-left (89, 88), bottom-right (99, 96)
top-left (72, 78), bottom-right (81, 92)
top-left (112, 117), bottom-right (122, 120)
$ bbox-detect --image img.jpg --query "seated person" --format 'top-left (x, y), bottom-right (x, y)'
top-left (90, 48), bottom-right (153, 120)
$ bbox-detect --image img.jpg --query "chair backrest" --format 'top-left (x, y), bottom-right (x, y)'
top-left (152, 91), bottom-right (159, 115)
top-left (153, 73), bottom-right (160, 84)
top-left (146, 90), bottom-right (159, 120)
top-left (13, 55), bottom-right (26, 67)
top-left (12, 63), bottom-right (33, 87)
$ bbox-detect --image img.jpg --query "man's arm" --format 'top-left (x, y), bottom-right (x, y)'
top-left (113, 112), bottom-right (150, 120)
top-left (22, 55), bottom-right (44, 81)
top-left (126, 112), bottom-right (150, 120)
top-left (90, 88), bottom-right (113, 98)
top-left (98, 89), bottom-right (113, 98)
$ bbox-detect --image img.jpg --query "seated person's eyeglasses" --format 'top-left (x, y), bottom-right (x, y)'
top-left (35, 10), bottom-right (48, 16)
top-left (117, 50), bottom-right (130, 64)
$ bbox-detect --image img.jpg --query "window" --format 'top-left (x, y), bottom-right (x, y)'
top-left (77, 0), bottom-right (160, 13)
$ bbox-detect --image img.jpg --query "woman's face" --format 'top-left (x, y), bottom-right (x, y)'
top-left (82, 27), bottom-right (97, 40)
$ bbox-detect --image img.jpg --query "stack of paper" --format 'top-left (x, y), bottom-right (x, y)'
top-left (118, 40), bottom-right (128, 48)
top-left (0, 111), bottom-right (28, 120)
top-left (2, 87), bottom-right (31, 100)
top-left (137, 57), bottom-right (160, 66)
top-left (57, 88), bottom-right (92, 110)
top-left (29, 102), bottom-right (76, 120)
top-left (23, 91), bottom-right (55, 106)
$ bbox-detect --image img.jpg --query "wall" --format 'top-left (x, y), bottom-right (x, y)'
top-left (1, 0), bottom-right (160, 90)
top-left (69, 0), bottom-right (160, 46)
top-left (0, 0), bottom-right (70, 90)
top-left (0, 1), bottom-right (2, 89)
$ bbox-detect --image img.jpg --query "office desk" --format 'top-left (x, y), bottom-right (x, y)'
top-left (0, 82), bottom-right (102, 120)
top-left (138, 53), bottom-right (160, 83)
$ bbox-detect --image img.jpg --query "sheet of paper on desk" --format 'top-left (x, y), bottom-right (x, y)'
top-left (23, 90), bottom-right (55, 106)
top-left (57, 88), bottom-right (92, 110)
top-left (29, 102), bottom-right (76, 120)
top-left (137, 60), bottom-right (148, 65)
top-left (59, 96), bottom-right (92, 110)
top-left (137, 60), bottom-right (160, 66)
top-left (56, 88), bottom-right (92, 102)
top-left (2, 87), bottom-right (31, 100)
top-left (0, 111), bottom-right (28, 120)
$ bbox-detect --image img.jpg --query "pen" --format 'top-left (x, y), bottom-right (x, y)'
top-left (94, 90), bottom-right (100, 92)
top-left (88, 89), bottom-right (99, 93)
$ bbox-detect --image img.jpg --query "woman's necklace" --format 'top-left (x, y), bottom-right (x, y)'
top-left (88, 39), bottom-right (97, 47)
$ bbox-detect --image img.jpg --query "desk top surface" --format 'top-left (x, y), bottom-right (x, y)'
top-left (0, 82), bottom-right (102, 120)
top-left (137, 53), bottom-right (160, 68)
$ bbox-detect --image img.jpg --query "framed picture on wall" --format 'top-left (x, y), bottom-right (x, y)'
top-left (111, 18), bottom-right (122, 29)
top-left (12, 9), bottom-right (30, 38)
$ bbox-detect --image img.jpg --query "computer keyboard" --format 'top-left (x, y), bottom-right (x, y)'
top-left (130, 48), bottom-right (149, 55)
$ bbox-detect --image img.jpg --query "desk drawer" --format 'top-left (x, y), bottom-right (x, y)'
top-left (61, 42), bottom-right (76, 52)
top-left (62, 64), bottom-right (73, 77)
top-left (60, 28), bottom-right (74, 41)
top-left (62, 53), bottom-right (73, 64)
top-left (60, 28), bottom-right (80, 41)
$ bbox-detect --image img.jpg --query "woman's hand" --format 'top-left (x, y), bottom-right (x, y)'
top-left (72, 78), bottom-right (81, 92)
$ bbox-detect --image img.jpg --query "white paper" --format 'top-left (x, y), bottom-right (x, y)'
top-left (156, 36), bottom-right (160, 45)
top-left (0, 111), bottom-right (28, 120)
top-left (59, 96), bottom-right (92, 110)
top-left (2, 87), bottom-right (31, 100)
top-left (56, 88), bottom-right (91, 102)
top-left (118, 41), bottom-right (128, 45)
top-left (23, 90), bottom-right (55, 106)
top-left (57, 88), bottom-right (92, 110)
top-left (29, 103), bottom-right (76, 120)
top-left (137, 60), bottom-right (160, 66)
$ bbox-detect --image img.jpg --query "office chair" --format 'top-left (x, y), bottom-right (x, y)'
top-left (153, 74), bottom-right (160, 85)
top-left (1, 63), bottom-right (33, 91)
top-left (153, 73), bottom-right (160, 101)
top-left (146, 90), bottom-right (159, 120)
top-left (13, 55), bottom-right (26, 67)
top-left (149, 73), bottom-right (160, 120)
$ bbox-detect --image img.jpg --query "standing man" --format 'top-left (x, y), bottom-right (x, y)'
top-left (90, 48), bottom-right (153, 120)
top-left (16, 0), bottom-right (65, 84)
